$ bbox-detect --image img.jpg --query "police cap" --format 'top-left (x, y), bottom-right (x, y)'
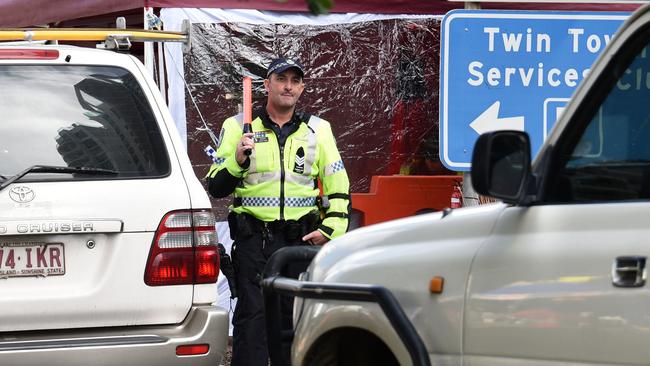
top-left (266, 58), bottom-right (305, 78)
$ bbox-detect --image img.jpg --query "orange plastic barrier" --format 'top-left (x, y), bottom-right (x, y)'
top-left (351, 175), bottom-right (462, 227)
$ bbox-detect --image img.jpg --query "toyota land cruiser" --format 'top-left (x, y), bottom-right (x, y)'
top-left (0, 44), bottom-right (228, 365)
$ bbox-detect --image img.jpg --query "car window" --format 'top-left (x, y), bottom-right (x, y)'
top-left (548, 44), bottom-right (650, 203)
top-left (0, 65), bottom-right (169, 180)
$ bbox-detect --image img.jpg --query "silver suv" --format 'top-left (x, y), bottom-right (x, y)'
top-left (263, 4), bottom-right (650, 366)
top-left (0, 45), bottom-right (228, 365)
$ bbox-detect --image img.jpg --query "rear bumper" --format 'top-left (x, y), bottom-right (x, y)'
top-left (0, 305), bottom-right (229, 366)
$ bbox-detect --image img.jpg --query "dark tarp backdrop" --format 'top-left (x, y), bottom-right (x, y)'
top-left (184, 17), bottom-right (448, 220)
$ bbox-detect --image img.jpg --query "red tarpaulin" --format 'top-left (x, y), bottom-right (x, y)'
top-left (0, 0), bottom-right (641, 27)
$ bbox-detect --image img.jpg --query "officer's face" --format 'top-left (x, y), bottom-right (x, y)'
top-left (264, 69), bottom-right (304, 110)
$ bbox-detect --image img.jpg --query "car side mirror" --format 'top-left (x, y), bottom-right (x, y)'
top-left (471, 131), bottom-right (531, 203)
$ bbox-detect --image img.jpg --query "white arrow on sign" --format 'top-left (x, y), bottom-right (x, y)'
top-left (469, 101), bottom-right (525, 135)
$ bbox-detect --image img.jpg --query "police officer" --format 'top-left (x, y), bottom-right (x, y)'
top-left (206, 57), bottom-right (350, 366)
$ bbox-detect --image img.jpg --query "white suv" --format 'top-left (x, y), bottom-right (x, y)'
top-left (0, 45), bottom-right (228, 365)
top-left (264, 4), bottom-right (650, 366)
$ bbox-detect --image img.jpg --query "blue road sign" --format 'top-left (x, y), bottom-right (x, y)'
top-left (439, 10), bottom-right (629, 171)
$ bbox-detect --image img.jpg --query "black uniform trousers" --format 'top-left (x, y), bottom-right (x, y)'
top-left (230, 219), bottom-right (311, 366)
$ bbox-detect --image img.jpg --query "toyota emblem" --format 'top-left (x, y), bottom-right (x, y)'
top-left (9, 186), bottom-right (35, 203)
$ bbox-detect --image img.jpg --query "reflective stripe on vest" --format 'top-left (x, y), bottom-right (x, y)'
top-left (302, 116), bottom-right (321, 176)
top-left (234, 113), bottom-right (244, 126)
top-left (285, 172), bottom-right (315, 187)
top-left (243, 168), bottom-right (314, 188)
top-left (244, 171), bottom-right (281, 185)
top-left (240, 196), bottom-right (317, 207)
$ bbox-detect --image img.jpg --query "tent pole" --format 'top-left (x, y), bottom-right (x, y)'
top-left (144, 7), bottom-right (155, 77)
top-left (462, 1), bottom-right (480, 207)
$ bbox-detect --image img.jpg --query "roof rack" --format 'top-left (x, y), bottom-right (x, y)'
top-left (0, 19), bottom-right (191, 52)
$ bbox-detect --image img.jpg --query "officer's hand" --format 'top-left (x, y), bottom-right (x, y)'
top-left (302, 230), bottom-right (328, 246)
top-left (236, 133), bottom-right (254, 165)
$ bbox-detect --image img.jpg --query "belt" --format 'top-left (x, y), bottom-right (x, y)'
top-left (243, 213), bottom-right (302, 232)
top-left (236, 211), bottom-right (319, 236)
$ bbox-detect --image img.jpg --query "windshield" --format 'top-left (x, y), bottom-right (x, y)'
top-left (0, 65), bottom-right (169, 180)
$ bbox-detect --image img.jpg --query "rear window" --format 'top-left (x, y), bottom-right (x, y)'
top-left (0, 65), bottom-right (169, 180)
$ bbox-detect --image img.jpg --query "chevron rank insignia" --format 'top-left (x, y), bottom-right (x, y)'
top-left (293, 147), bottom-right (305, 174)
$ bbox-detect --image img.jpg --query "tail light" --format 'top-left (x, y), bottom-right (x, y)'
top-left (144, 209), bottom-right (220, 286)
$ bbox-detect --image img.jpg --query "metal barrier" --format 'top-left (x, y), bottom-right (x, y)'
top-left (261, 245), bottom-right (431, 366)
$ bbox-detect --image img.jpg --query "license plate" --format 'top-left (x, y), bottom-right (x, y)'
top-left (0, 243), bottom-right (65, 277)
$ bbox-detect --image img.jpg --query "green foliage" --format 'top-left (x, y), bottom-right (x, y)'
top-left (307, 0), bottom-right (333, 15)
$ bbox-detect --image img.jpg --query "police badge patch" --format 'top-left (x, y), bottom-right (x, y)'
top-left (293, 147), bottom-right (305, 174)
top-left (254, 131), bottom-right (269, 143)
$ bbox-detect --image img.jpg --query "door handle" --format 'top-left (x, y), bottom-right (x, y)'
top-left (612, 256), bottom-right (646, 288)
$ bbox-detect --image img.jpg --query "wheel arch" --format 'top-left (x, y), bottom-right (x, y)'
top-left (302, 327), bottom-right (399, 366)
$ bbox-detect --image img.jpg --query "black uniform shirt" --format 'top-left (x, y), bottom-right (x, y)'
top-left (257, 107), bottom-right (304, 147)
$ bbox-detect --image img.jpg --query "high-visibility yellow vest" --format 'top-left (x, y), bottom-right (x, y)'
top-left (207, 113), bottom-right (350, 239)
